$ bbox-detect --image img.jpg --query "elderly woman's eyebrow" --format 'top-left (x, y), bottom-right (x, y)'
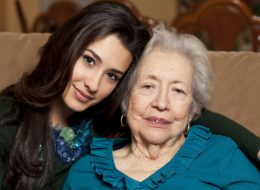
top-left (145, 75), bottom-right (158, 80)
top-left (171, 80), bottom-right (186, 84)
top-left (145, 75), bottom-right (186, 84)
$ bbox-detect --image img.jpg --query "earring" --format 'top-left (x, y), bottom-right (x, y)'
top-left (184, 122), bottom-right (190, 136)
top-left (120, 114), bottom-right (127, 127)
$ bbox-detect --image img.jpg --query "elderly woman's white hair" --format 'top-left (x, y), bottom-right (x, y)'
top-left (121, 24), bottom-right (214, 120)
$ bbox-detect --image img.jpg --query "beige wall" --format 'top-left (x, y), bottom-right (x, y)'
top-left (1, 0), bottom-right (179, 32)
top-left (129, 0), bottom-right (180, 27)
top-left (1, 0), bottom-right (40, 32)
top-left (0, 0), bottom-right (7, 31)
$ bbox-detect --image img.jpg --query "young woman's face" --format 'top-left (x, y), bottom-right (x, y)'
top-left (62, 34), bottom-right (133, 113)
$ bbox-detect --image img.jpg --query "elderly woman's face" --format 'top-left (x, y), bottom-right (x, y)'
top-left (127, 49), bottom-right (193, 144)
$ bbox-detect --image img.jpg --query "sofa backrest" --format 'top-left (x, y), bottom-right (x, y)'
top-left (208, 51), bottom-right (260, 136)
top-left (0, 33), bottom-right (259, 137)
top-left (0, 33), bottom-right (50, 90)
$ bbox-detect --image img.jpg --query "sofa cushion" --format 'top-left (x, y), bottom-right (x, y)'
top-left (208, 51), bottom-right (260, 137)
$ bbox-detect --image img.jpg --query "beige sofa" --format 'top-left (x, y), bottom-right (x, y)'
top-left (0, 32), bottom-right (260, 137)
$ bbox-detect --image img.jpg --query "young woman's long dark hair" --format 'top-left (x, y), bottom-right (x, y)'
top-left (0, 1), bottom-right (151, 189)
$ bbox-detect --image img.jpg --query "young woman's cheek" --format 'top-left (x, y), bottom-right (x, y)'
top-left (98, 78), bottom-right (118, 100)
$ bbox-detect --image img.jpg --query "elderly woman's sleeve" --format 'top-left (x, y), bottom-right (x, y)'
top-left (61, 155), bottom-right (92, 190)
top-left (62, 154), bottom-right (109, 189)
top-left (218, 138), bottom-right (260, 189)
top-left (195, 109), bottom-right (260, 167)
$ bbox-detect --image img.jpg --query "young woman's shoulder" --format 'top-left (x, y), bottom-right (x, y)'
top-left (0, 96), bottom-right (18, 118)
top-left (0, 96), bottom-right (19, 156)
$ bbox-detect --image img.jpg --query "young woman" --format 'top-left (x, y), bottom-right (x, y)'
top-left (0, 1), bottom-right (151, 189)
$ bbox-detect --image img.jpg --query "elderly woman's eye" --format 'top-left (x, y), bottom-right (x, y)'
top-left (83, 55), bottom-right (95, 66)
top-left (143, 85), bottom-right (152, 89)
top-left (175, 89), bottom-right (184, 93)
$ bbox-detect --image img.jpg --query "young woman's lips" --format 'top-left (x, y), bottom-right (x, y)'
top-left (73, 86), bottom-right (93, 103)
top-left (145, 116), bottom-right (171, 127)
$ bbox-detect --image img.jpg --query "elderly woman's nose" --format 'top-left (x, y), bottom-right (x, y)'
top-left (151, 90), bottom-right (170, 111)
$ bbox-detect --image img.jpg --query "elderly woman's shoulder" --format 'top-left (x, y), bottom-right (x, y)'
top-left (207, 133), bottom-right (237, 149)
top-left (191, 125), bottom-right (239, 155)
top-left (71, 152), bottom-right (92, 171)
top-left (206, 133), bottom-right (258, 170)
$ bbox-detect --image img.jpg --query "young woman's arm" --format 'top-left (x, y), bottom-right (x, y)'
top-left (194, 108), bottom-right (260, 167)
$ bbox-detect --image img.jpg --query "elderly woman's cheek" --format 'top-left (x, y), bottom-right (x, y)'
top-left (127, 93), bottom-right (148, 126)
top-left (128, 94), bottom-right (145, 116)
top-left (170, 96), bottom-right (193, 122)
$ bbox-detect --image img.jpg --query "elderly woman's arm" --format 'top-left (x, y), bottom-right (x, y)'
top-left (194, 108), bottom-right (260, 167)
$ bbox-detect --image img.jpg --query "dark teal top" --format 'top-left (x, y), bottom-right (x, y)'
top-left (62, 125), bottom-right (260, 190)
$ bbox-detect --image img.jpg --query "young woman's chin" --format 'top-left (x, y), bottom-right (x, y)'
top-left (65, 99), bottom-right (96, 113)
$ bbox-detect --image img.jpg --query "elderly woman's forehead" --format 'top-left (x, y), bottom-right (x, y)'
top-left (139, 49), bottom-right (191, 69)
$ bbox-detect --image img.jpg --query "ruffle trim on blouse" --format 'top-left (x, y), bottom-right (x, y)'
top-left (90, 125), bottom-right (211, 190)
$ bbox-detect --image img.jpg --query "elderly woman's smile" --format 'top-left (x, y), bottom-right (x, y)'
top-left (145, 117), bottom-right (171, 125)
top-left (127, 49), bottom-right (193, 146)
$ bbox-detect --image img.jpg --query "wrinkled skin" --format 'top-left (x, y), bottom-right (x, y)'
top-left (126, 49), bottom-right (194, 159)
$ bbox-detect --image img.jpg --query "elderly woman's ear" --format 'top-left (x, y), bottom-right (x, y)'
top-left (188, 110), bottom-right (195, 123)
top-left (121, 109), bottom-right (126, 116)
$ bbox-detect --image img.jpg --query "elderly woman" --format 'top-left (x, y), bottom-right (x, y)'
top-left (63, 25), bottom-right (260, 189)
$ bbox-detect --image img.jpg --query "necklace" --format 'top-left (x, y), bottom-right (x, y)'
top-left (135, 138), bottom-right (185, 159)
top-left (53, 118), bottom-right (93, 164)
top-left (39, 117), bottom-right (93, 168)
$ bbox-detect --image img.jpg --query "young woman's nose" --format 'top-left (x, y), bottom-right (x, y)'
top-left (84, 72), bottom-right (102, 92)
top-left (151, 89), bottom-right (171, 111)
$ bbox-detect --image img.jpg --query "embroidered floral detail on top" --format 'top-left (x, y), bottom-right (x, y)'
top-left (53, 118), bottom-right (93, 164)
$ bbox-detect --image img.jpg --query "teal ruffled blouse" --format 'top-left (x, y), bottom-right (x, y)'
top-left (62, 125), bottom-right (260, 190)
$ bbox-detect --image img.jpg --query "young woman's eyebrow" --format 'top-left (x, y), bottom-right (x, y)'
top-left (110, 69), bottom-right (124, 76)
top-left (85, 49), bottom-right (102, 63)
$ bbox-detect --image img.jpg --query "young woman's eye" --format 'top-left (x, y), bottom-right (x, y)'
top-left (83, 56), bottom-right (95, 66)
top-left (107, 73), bottom-right (119, 81)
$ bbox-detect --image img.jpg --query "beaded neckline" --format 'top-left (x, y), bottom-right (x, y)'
top-left (52, 118), bottom-right (93, 164)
